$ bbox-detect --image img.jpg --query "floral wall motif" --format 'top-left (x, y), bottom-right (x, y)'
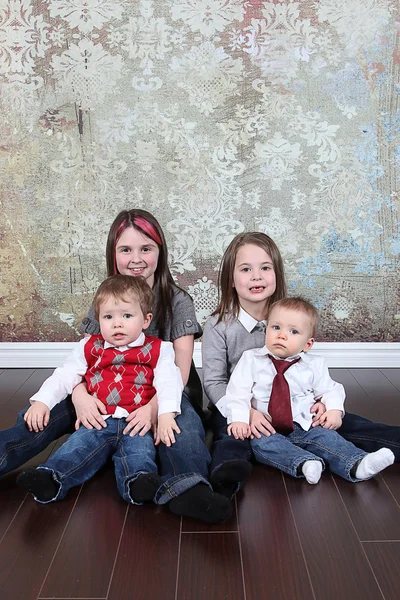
top-left (0, 0), bottom-right (399, 342)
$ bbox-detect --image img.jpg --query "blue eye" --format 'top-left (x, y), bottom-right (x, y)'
top-left (290, 329), bottom-right (299, 335)
top-left (272, 325), bottom-right (280, 330)
top-left (123, 314), bottom-right (132, 319)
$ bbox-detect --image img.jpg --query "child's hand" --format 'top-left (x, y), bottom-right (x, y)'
top-left (319, 409), bottom-right (343, 430)
top-left (72, 383), bottom-right (107, 430)
top-left (249, 408), bottom-right (276, 439)
top-left (310, 401), bottom-right (326, 427)
top-left (227, 422), bottom-right (251, 440)
top-left (157, 413), bottom-right (180, 447)
top-left (123, 399), bottom-right (158, 438)
top-left (24, 402), bottom-right (50, 432)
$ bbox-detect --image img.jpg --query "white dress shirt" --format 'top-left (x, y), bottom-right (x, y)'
top-left (30, 333), bottom-right (183, 418)
top-left (226, 346), bottom-right (345, 430)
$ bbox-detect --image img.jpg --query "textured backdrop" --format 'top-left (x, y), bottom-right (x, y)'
top-left (0, 0), bottom-right (399, 342)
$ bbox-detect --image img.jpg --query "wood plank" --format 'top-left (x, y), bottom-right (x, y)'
top-left (0, 487), bottom-right (79, 600)
top-left (107, 504), bottom-right (180, 600)
top-left (40, 464), bottom-right (127, 598)
top-left (380, 368), bottom-right (400, 392)
top-left (363, 542), bottom-right (400, 600)
top-left (333, 471), bottom-right (400, 541)
top-left (285, 472), bottom-right (384, 600)
top-left (238, 464), bottom-right (314, 600)
top-left (0, 369), bottom-right (35, 406)
top-left (381, 462), bottom-right (400, 505)
top-left (329, 369), bottom-right (381, 421)
top-left (2, 369), bottom-right (54, 428)
top-left (349, 369), bottom-right (400, 424)
top-left (177, 532), bottom-right (244, 600)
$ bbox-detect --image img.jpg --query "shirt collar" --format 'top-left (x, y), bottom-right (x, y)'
top-left (258, 347), bottom-right (305, 362)
top-left (238, 307), bottom-right (266, 333)
top-left (103, 331), bottom-right (145, 350)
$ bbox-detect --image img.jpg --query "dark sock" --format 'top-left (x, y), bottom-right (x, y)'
top-left (210, 460), bottom-right (253, 496)
top-left (129, 473), bottom-right (162, 503)
top-left (16, 467), bottom-right (59, 502)
top-left (168, 483), bottom-right (232, 524)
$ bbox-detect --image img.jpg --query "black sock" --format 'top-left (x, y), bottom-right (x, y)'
top-left (129, 473), bottom-right (162, 503)
top-left (168, 483), bottom-right (232, 524)
top-left (16, 467), bottom-right (60, 502)
top-left (210, 460), bottom-right (253, 496)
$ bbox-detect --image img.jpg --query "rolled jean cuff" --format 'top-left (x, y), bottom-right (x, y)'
top-left (32, 466), bottom-right (62, 504)
top-left (344, 452), bottom-right (369, 482)
top-left (154, 472), bottom-right (211, 505)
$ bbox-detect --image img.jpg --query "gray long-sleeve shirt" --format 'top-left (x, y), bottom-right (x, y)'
top-left (202, 309), bottom-right (266, 416)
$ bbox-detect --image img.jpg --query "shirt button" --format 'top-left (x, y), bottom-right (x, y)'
top-left (185, 319), bottom-right (193, 327)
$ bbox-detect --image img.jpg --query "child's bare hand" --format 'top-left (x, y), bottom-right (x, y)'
top-left (310, 401), bottom-right (327, 427)
top-left (124, 402), bottom-right (157, 437)
top-left (72, 383), bottom-right (107, 430)
top-left (24, 402), bottom-right (50, 432)
top-left (227, 422), bottom-right (250, 440)
top-left (157, 413), bottom-right (180, 446)
top-left (319, 409), bottom-right (343, 430)
top-left (249, 408), bottom-right (276, 439)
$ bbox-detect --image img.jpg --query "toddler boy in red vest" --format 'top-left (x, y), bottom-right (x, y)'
top-left (17, 275), bottom-right (183, 504)
top-left (226, 297), bottom-right (394, 484)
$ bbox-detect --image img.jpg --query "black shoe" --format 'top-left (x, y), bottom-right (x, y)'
top-left (168, 483), bottom-right (232, 523)
top-left (210, 460), bottom-right (253, 496)
top-left (16, 467), bottom-right (59, 502)
top-left (129, 473), bottom-right (162, 503)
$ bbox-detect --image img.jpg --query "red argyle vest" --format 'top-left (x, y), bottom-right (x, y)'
top-left (84, 334), bottom-right (162, 414)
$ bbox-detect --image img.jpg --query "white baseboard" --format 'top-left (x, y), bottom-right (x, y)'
top-left (0, 342), bottom-right (399, 369)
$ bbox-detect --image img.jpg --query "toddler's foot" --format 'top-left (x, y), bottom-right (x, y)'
top-left (210, 460), bottom-right (253, 497)
top-left (355, 448), bottom-right (395, 480)
top-left (302, 460), bottom-right (323, 484)
top-left (129, 473), bottom-right (162, 503)
top-left (168, 483), bottom-right (232, 523)
top-left (16, 467), bottom-right (59, 502)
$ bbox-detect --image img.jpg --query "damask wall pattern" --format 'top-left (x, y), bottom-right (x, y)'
top-left (0, 0), bottom-right (399, 342)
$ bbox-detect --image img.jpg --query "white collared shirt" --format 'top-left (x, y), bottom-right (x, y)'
top-left (30, 333), bottom-right (183, 417)
top-left (225, 346), bottom-right (345, 430)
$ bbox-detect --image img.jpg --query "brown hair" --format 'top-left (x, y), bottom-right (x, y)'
top-left (105, 209), bottom-right (181, 338)
top-left (213, 232), bottom-right (287, 323)
top-left (92, 275), bottom-right (154, 321)
top-left (268, 297), bottom-right (318, 337)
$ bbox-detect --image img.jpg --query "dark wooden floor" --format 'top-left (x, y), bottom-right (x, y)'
top-left (0, 368), bottom-right (399, 600)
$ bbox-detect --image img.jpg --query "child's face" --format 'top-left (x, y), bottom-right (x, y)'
top-left (115, 226), bottom-right (159, 289)
top-left (99, 295), bottom-right (152, 347)
top-left (233, 244), bottom-right (276, 312)
top-left (265, 306), bottom-right (314, 359)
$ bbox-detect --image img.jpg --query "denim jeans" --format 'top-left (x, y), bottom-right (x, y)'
top-left (251, 424), bottom-right (367, 482)
top-left (0, 397), bottom-right (76, 476)
top-left (208, 405), bottom-right (252, 491)
top-left (155, 394), bottom-right (212, 504)
top-left (36, 418), bottom-right (157, 504)
top-left (338, 412), bottom-right (400, 461)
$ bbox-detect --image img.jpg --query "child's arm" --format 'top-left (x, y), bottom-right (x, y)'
top-left (172, 335), bottom-right (193, 386)
top-left (319, 409), bottom-right (343, 430)
top-left (72, 383), bottom-right (108, 430)
top-left (26, 339), bottom-right (90, 432)
top-left (227, 421), bottom-right (251, 440)
top-left (158, 412), bottom-right (180, 446)
top-left (311, 357), bottom-right (345, 429)
top-left (249, 408), bottom-right (276, 438)
top-left (202, 318), bottom-right (230, 414)
top-left (24, 402), bottom-right (50, 432)
top-left (310, 401), bottom-right (326, 427)
top-left (225, 351), bottom-right (256, 425)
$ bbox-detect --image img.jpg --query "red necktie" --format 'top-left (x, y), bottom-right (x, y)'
top-left (268, 355), bottom-right (300, 435)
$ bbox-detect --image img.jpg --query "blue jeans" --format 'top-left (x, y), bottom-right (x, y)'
top-left (339, 412), bottom-right (400, 461)
top-left (155, 394), bottom-right (212, 504)
top-left (251, 424), bottom-right (367, 482)
top-left (36, 418), bottom-right (157, 504)
top-left (208, 405), bottom-right (252, 488)
top-left (0, 397), bottom-right (76, 475)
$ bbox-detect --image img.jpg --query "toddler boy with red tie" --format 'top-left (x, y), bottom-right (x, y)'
top-left (226, 297), bottom-right (394, 484)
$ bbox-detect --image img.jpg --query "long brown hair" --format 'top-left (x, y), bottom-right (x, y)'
top-left (105, 209), bottom-right (177, 338)
top-left (213, 232), bottom-right (287, 323)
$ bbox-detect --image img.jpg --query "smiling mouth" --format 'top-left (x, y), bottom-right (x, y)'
top-left (249, 286), bottom-right (265, 292)
top-left (129, 267), bottom-right (146, 273)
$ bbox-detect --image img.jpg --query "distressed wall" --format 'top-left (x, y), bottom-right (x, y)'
top-left (0, 0), bottom-right (399, 342)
